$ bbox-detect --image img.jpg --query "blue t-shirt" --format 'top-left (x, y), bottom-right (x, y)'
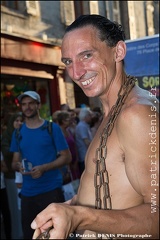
top-left (10, 120), bottom-right (69, 197)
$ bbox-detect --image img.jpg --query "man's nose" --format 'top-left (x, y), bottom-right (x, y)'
top-left (72, 61), bottom-right (86, 81)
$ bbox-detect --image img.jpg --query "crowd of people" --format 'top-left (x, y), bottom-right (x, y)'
top-left (54, 104), bottom-right (102, 178)
top-left (1, 91), bottom-right (102, 239)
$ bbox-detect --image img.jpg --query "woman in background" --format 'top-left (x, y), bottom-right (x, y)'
top-left (57, 111), bottom-right (80, 181)
top-left (1, 112), bottom-right (23, 239)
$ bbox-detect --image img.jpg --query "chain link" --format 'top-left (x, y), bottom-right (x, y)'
top-left (94, 75), bottom-right (137, 239)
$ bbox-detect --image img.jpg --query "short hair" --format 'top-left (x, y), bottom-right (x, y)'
top-left (60, 104), bottom-right (70, 111)
top-left (65, 14), bottom-right (125, 47)
top-left (52, 110), bottom-right (62, 123)
top-left (79, 108), bottom-right (92, 121)
top-left (57, 111), bottom-right (70, 125)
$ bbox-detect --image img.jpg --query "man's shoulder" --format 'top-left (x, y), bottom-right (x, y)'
top-left (75, 122), bottom-right (85, 133)
top-left (14, 123), bottom-right (26, 141)
top-left (121, 86), bottom-right (158, 116)
top-left (76, 121), bottom-right (88, 128)
top-left (117, 93), bottom-right (159, 133)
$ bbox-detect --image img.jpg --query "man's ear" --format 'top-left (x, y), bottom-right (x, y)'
top-left (115, 41), bottom-right (126, 62)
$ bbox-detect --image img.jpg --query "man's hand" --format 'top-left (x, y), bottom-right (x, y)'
top-left (15, 162), bottom-right (31, 175)
top-left (31, 203), bottom-right (80, 239)
top-left (30, 165), bottom-right (45, 179)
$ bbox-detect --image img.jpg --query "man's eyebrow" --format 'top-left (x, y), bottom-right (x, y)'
top-left (78, 49), bottom-right (94, 56)
top-left (61, 57), bottom-right (70, 63)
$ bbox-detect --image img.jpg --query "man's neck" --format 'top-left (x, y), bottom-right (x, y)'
top-left (101, 73), bottom-right (127, 117)
top-left (25, 116), bottom-right (44, 129)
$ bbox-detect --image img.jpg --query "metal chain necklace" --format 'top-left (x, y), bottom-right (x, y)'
top-left (94, 75), bottom-right (136, 209)
top-left (94, 75), bottom-right (137, 238)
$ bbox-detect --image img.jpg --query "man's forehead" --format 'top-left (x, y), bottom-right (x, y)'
top-left (63, 26), bottom-right (97, 41)
top-left (62, 27), bottom-right (99, 55)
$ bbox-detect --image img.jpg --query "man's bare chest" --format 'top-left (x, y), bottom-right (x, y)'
top-left (81, 124), bottom-right (142, 208)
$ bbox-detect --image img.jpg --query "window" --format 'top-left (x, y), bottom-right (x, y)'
top-left (60, 1), bottom-right (75, 26)
top-left (26, 1), bottom-right (40, 16)
top-left (112, 1), bottom-right (120, 23)
top-left (89, 1), bottom-right (99, 14)
top-left (1, 0), bottom-right (18, 10)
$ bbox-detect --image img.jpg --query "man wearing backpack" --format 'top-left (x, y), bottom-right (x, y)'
top-left (10, 91), bottom-right (71, 239)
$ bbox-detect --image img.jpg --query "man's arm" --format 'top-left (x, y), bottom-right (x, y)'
top-left (118, 104), bottom-right (159, 204)
top-left (1, 158), bottom-right (8, 173)
top-left (12, 149), bottom-right (72, 179)
top-left (12, 152), bottom-right (23, 172)
top-left (25, 149), bottom-right (72, 179)
top-left (40, 149), bottom-right (72, 172)
top-left (31, 202), bottom-right (158, 239)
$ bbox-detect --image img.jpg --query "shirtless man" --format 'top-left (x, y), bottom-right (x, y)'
top-left (31, 15), bottom-right (159, 239)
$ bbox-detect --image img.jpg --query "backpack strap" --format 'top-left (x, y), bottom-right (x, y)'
top-left (47, 120), bottom-right (52, 136)
top-left (48, 121), bottom-right (61, 157)
top-left (45, 120), bottom-right (58, 154)
top-left (40, 120), bottom-right (52, 137)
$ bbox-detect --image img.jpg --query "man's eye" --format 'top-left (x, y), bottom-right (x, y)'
top-left (64, 59), bottom-right (72, 66)
top-left (84, 53), bottom-right (92, 59)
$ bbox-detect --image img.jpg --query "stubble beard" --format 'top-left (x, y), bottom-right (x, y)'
top-left (23, 110), bottom-right (38, 119)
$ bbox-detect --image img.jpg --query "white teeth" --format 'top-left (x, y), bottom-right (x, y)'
top-left (81, 77), bottom-right (94, 86)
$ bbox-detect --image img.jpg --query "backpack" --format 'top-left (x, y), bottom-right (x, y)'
top-left (15, 120), bottom-right (53, 152)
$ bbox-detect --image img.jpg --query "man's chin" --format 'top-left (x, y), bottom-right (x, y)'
top-left (23, 114), bottom-right (36, 118)
top-left (83, 90), bottom-right (97, 98)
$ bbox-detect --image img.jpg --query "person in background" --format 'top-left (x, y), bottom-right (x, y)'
top-left (57, 111), bottom-right (80, 181)
top-left (75, 108), bottom-right (93, 176)
top-left (92, 106), bottom-right (103, 115)
top-left (60, 103), bottom-right (70, 111)
top-left (1, 112), bottom-right (23, 239)
top-left (52, 110), bottom-right (62, 123)
top-left (0, 151), bottom-right (12, 239)
top-left (67, 109), bottom-right (78, 137)
top-left (90, 111), bottom-right (102, 138)
top-left (31, 15), bottom-right (159, 239)
top-left (10, 91), bottom-right (71, 239)
top-left (15, 171), bottom-right (23, 210)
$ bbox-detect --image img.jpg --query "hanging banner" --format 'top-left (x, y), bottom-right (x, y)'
top-left (124, 34), bottom-right (159, 99)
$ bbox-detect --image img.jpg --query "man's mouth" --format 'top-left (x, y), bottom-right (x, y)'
top-left (81, 76), bottom-right (95, 86)
top-left (25, 110), bottom-right (32, 114)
